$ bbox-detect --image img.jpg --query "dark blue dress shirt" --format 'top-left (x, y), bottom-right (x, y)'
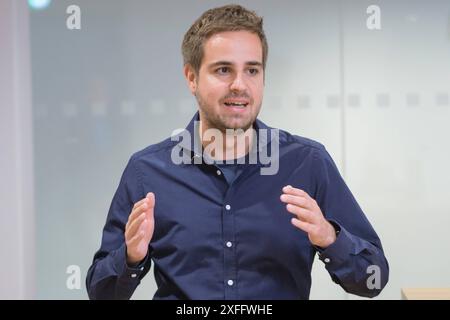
top-left (86, 112), bottom-right (389, 300)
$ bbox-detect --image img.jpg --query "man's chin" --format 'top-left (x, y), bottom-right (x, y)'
top-left (222, 120), bottom-right (253, 131)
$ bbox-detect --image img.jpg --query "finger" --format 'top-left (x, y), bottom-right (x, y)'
top-left (282, 186), bottom-right (321, 212)
top-left (291, 218), bottom-right (313, 234)
top-left (282, 185), bottom-right (310, 199)
top-left (130, 192), bottom-right (155, 220)
top-left (128, 197), bottom-right (154, 222)
top-left (132, 197), bottom-right (149, 210)
top-left (127, 222), bottom-right (146, 246)
top-left (145, 192), bottom-right (156, 219)
top-left (125, 213), bottom-right (146, 240)
top-left (126, 193), bottom-right (155, 235)
top-left (146, 192), bottom-right (155, 209)
top-left (128, 200), bottom-right (149, 223)
top-left (280, 194), bottom-right (311, 210)
top-left (285, 204), bottom-right (318, 224)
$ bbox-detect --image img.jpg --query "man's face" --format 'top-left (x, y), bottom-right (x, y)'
top-left (185, 31), bottom-right (265, 132)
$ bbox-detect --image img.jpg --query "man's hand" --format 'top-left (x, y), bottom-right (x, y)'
top-left (125, 192), bottom-right (155, 265)
top-left (280, 185), bottom-right (336, 248)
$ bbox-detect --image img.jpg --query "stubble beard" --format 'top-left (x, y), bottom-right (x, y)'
top-left (195, 91), bottom-right (256, 133)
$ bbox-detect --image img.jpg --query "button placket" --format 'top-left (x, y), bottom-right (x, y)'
top-left (222, 191), bottom-right (237, 299)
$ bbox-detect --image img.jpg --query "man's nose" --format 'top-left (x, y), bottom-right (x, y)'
top-left (230, 72), bottom-right (247, 92)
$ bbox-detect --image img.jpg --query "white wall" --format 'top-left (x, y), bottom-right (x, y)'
top-left (342, 0), bottom-right (450, 299)
top-left (0, 0), bottom-right (35, 299)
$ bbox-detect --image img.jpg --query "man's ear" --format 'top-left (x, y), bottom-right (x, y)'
top-left (183, 64), bottom-right (198, 95)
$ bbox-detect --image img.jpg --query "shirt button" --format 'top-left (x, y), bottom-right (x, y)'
top-left (324, 258), bottom-right (331, 263)
top-left (226, 241), bottom-right (233, 248)
top-left (216, 170), bottom-right (222, 176)
top-left (227, 280), bottom-right (234, 286)
top-left (140, 267), bottom-right (144, 271)
top-left (131, 273), bottom-right (137, 278)
top-left (225, 204), bottom-right (231, 211)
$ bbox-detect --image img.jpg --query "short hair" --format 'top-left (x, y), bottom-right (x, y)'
top-left (182, 4), bottom-right (268, 74)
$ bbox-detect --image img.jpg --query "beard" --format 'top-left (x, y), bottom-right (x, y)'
top-left (195, 90), bottom-right (258, 133)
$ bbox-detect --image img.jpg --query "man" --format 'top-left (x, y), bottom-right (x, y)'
top-left (86, 4), bottom-right (389, 300)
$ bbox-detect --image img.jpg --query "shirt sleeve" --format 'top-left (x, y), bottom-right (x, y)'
top-left (312, 145), bottom-right (389, 298)
top-left (85, 155), bottom-right (152, 300)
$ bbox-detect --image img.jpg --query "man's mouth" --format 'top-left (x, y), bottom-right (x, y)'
top-left (223, 101), bottom-right (249, 109)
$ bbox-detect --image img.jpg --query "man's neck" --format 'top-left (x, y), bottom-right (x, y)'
top-left (199, 120), bottom-right (254, 161)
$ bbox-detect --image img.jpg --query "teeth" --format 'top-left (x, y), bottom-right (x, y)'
top-left (225, 102), bottom-right (247, 107)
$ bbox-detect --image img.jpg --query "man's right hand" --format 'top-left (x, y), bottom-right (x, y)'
top-left (125, 192), bottom-right (155, 265)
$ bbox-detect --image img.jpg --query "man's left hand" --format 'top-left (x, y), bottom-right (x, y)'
top-left (280, 185), bottom-right (337, 248)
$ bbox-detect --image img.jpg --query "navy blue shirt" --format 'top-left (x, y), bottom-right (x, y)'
top-left (86, 112), bottom-right (389, 300)
top-left (215, 161), bottom-right (245, 185)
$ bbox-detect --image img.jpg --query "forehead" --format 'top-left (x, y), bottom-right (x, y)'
top-left (202, 31), bottom-right (263, 64)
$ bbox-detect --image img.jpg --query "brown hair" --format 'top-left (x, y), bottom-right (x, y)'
top-left (182, 4), bottom-right (268, 74)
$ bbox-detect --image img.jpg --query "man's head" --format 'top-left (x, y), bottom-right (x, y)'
top-left (182, 4), bottom-right (268, 132)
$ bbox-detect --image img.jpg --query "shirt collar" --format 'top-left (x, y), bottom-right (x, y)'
top-left (174, 111), bottom-right (276, 166)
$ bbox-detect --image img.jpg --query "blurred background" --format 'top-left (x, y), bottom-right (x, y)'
top-left (1, 0), bottom-right (449, 299)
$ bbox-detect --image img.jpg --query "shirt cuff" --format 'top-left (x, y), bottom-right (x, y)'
top-left (317, 220), bottom-right (355, 268)
top-left (112, 243), bottom-right (148, 280)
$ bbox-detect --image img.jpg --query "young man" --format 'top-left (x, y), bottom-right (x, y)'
top-left (86, 4), bottom-right (389, 300)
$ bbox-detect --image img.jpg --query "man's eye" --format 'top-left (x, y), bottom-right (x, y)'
top-left (216, 67), bottom-right (230, 74)
top-left (248, 68), bottom-right (259, 75)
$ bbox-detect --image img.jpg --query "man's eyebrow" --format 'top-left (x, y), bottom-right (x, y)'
top-left (246, 61), bottom-right (263, 67)
top-left (208, 61), bottom-right (263, 68)
top-left (208, 61), bottom-right (233, 68)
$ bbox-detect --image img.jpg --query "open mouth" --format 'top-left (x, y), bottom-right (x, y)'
top-left (224, 102), bottom-right (249, 109)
